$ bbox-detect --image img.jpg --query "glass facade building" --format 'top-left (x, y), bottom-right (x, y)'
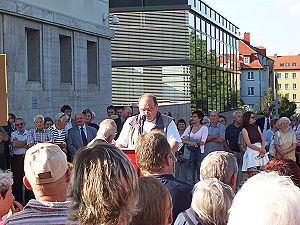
top-left (110, 0), bottom-right (240, 113)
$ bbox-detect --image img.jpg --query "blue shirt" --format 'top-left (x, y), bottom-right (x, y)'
top-left (204, 122), bottom-right (226, 152)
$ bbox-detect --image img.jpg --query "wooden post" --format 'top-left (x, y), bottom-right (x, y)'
top-left (0, 54), bottom-right (8, 126)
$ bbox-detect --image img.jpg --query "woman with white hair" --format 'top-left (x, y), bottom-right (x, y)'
top-left (0, 170), bottom-right (23, 224)
top-left (274, 117), bottom-right (297, 161)
top-left (174, 178), bottom-right (234, 225)
top-left (228, 172), bottom-right (300, 225)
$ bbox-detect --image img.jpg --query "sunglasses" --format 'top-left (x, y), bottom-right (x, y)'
top-left (15, 123), bottom-right (24, 126)
top-left (250, 116), bottom-right (256, 119)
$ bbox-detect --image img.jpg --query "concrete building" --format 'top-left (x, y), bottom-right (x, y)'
top-left (239, 33), bottom-right (274, 111)
top-left (270, 54), bottom-right (300, 112)
top-left (0, 0), bottom-right (114, 125)
top-left (110, 0), bottom-right (240, 115)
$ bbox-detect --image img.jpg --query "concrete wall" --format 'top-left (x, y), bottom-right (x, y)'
top-left (20, 0), bottom-right (108, 25)
top-left (0, 0), bottom-right (114, 128)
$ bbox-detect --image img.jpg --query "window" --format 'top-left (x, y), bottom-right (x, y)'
top-left (278, 84), bottom-right (282, 90)
top-left (244, 57), bottom-right (249, 64)
top-left (248, 87), bottom-right (254, 96)
top-left (286, 63), bottom-right (290, 66)
top-left (277, 73), bottom-right (281, 79)
top-left (293, 94), bottom-right (297, 100)
top-left (247, 71), bottom-right (254, 80)
top-left (285, 93), bottom-right (289, 99)
top-left (285, 73), bottom-right (289, 79)
top-left (87, 41), bottom-right (98, 84)
top-left (285, 84), bottom-right (289, 90)
top-left (59, 35), bottom-right (72, 83)
top-left (280, 63), bottom-right (284, 66)
top-left (26, 28), bottom-right (40, 82)
top-left (293, 83), bottom-right (297, 89)
top-left (293, 73), bottom-right (296, 79)
top-left (292, 63), bottom-right (297, 66)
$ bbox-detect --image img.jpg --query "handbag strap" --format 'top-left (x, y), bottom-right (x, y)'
top-left (182, 210), bottom-right (196, 225)
top-left (188, 125), bottom-right (193, 138)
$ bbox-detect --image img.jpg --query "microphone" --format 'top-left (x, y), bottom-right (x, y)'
top-left (141, 114), bottom-right (146, 134)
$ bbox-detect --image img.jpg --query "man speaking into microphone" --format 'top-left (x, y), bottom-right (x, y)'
top-left (116, 94), bottom-right (181, 153)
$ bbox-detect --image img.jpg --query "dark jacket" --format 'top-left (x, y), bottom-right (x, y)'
top-left (255, 116), bottom-right (272, 132)
top-left (153, 174), bottom-right (193, 223)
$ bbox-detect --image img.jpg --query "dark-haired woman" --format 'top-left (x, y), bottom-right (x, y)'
top-left (241, 111), bottom-right (269, 177)
top-left (181, 110), bottom-right (208, 184)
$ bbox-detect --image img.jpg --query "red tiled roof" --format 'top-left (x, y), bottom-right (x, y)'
top-left (239, 40), bottom-right (257, 55)
top-left (269, 55), bottom-right (300, 70)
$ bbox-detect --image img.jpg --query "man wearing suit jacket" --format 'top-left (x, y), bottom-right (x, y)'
top-left (255, 106), bottom-right (272, 139)
top-left (67, 112), bottom-right (97, 161)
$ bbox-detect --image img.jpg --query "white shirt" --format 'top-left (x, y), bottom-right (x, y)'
top-left (182, 125), bottom-right (208, 153)
top-left (263, 117), bottom-right (271, 139)
top-left (10, 130), bottom-right (28, 155)
top-left (174, 208), bottom-right (198, 225)
top-left (116, 117), bottom-right (181, 148)
top-left (78, 125), bottom-right (87, 137)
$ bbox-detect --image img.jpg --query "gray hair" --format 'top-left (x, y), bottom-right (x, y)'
top-left (96, 119), bottom-right (117, 140)
top-left (0, 170), bottom-right (13, 198)
top-left (209, 110), bottom-right (219, 116)
top-left (278, 117), bottom-right (291, 126)
top-left (200, 151), bottom-right (238, 186)
top-left (34, 115), bottom-right (44, 122)
top-left (192, 178), bottom-right (234, 225)
top-left (228, 172), bottom-right (300, 225)
top-left (232, 111), bottom-right (243, 117)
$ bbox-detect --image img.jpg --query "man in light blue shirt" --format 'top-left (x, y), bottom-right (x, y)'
top-left (204, 111), bottom-right (225, 157)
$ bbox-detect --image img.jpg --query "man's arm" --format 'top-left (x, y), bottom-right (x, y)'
top-left (206, 134), bottom-right (220, 142)
top-left (0, 130), bottom-right (9, 142)
top-left (66, 131), bottom-right (78, 156)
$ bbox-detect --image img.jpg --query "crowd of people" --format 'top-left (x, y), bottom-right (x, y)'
top-left (0, 94), bottom-right (300, 225)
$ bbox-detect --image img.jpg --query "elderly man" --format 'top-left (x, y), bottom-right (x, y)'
top-left (116, 94), bottom-right (181, 153)
top-left (10, 118), bottom-right (28, 203)
top-left (225, 111), bottom-right (243, 187)
top-left (68, 143), bottom-right (139, 225)
top-left (27, 115), bottom-right (53, 148)
top-left (48, 113), bottom-right (69, 152)
top-left (174, 151), bottom-right (238, 225)
top-left (114, 106), bottom-right (132, 139)
top-left (66, 112), bottom-right (97, 161)
top-left (88, 119), bottom-right (117, 146)
top-left (5, 143), bottom-right (71, 224)
top-left (204, 111), bottom-right (225, 156)
top-left (135, 130), bottom-right (193, 222)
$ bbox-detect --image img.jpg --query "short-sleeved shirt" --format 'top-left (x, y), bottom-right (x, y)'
top-left (237, 131), bottom-right (246, 150)
top-left (48, 125), bottom-right (66, 145)
top-left (10, 130), bottom-right (28, 155)
top-left (274, 130), bottom-right (297, 161)
top-left (225, 123), bottom-right (243, 152)
top-left (182, 125), bottom-right (208, 153)
top-left (27, 128), bottom-right (54, 145)
top-left (204, 122), bottom-right (225, 152)
top-left (116, 118), bottom-right (181, 148)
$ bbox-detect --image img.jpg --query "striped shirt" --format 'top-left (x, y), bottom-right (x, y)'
top-left (27, 128), bottom-right (54, 145)
top-left (4, 200), bottom-right (78, 225)
top-left (48, 125), bottom-right (67, 145)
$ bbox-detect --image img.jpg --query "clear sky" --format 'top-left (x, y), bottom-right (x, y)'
top-left (204, 0), bottom-right (300, 56)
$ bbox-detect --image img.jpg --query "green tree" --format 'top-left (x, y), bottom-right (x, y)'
top-left (278, 96), bottom-right (296, 118)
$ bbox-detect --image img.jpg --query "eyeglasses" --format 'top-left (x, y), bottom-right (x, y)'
top-left (15, 123), bottom-right (24, 126)
top-left (250, 116), bottom-right (256, 119)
